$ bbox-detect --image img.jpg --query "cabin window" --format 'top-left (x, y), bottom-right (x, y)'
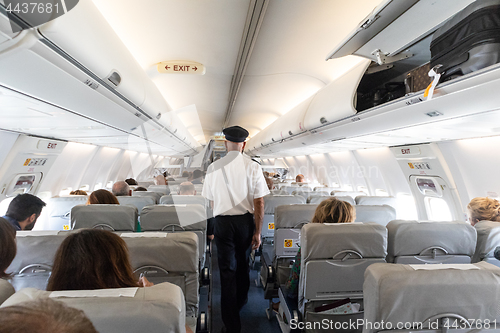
top-left (357, 186), bottom-right (369, 195)
top-left (0, 197), bottom-right (14, 216)
top-left (59, 188), bottom-right (72, 196)
top-left (106, 181), bottom-right (113, 189)
top-left (426, 197), bottom-right (453, 221)
top-left (396, 193), bottom-right (418, 220)
top-left (375, 189), bottom-right (389, 196)
top-left (344, 185), bottom-right (353, 191)
top-left (80, 185), bottom-right (90, 191)
top-left (331, 182), bottom-right (340, 188)
top-left (94, 183), bottom-right (102, 191)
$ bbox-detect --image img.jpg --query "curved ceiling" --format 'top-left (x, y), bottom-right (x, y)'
top-left (92, 0), bottom-right (383, 143)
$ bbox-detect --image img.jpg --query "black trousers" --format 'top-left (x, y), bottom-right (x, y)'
top-left (214, 213), bottom-right (254, 333)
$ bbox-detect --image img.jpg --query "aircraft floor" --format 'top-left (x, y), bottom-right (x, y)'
top-left (210, 243), bottom-right (281, 333)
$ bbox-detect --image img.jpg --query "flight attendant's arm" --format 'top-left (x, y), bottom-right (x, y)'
top-left (252, 197), bottom-right (264, 250)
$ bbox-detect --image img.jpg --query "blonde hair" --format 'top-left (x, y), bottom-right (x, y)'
top-left (312, 197), bottom-right (356, 224)
top-left (467, 197), bottom-right (500, 222)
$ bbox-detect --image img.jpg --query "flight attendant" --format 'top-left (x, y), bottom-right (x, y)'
top-left (202, 126), bottom-right (269, 333)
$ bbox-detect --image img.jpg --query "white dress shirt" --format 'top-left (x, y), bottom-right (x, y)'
top-left (202, 151), bottom-right (270, 217)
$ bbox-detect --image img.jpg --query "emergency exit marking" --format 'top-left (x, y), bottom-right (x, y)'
top-left (47, 143), bottom-right (58, 149)
top-left (268, 223), bottom-right (275, 230)
top-left (63, 225), bottom-right (70, 231)
top-left (23, 158), bottom-right (48, 167)
top-left (157, 61), bottom-right (206, 75)
top-left (23, 158), bottom-right (31, 166)
top-left (284, 239), bottom-right (293, 248)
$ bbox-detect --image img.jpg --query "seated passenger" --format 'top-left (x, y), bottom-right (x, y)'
top-left (0, 298), bottom-right (97, 333)
top-left (178, 182), bottom-right (196, 195)
top-left (111, 181), bottom-right (131, 197)
top-left (191, 169), bottom-right (203, 184)
top-left (154, 174), bottom-right (167, 185)
top-left (69, 190), bottom-right (87, 196)
top-left (86, 189), bottom-right (119, 205)
top-left (0, 217), bottom-right (16, 279)
top-left (125, 178), bottom-right (138, 186)
top-left (182, 171), bottom-right (190, 178)
top-left (2, 194), bottom-right (46, 231)
top-left (295, 174), bottom-right (306, 183)
top-left (263, 171), bottom-right (270, 178)
top-left (467, 197), bottom-right (500, 226)
top-left (134, 186), bottom-right (148, 192)
top-left (265, 177), bottom-right (275, 191)
top-left (46, 229), bottom-right (194, 333)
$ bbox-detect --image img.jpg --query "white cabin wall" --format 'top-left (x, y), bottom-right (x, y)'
top-left (326, 151), bottom-right (368, 192)
top-left (0, 131), bottom-right (20, 169)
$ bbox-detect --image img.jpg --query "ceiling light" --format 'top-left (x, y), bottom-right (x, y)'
top-left (425, 111), bottom-right (443, 117)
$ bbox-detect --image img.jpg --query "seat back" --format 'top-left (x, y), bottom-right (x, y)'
top-left (307, 195), bottom-right (355, 205)
top-left (355, 205), bottom-right (396, 226)
top-left (121, 232), bottom-right (199, 318)
top-left (274, 204), bottom-right (317, 257)
top-left (140, 204), bottom-right (207, 264)
top-left (0, 279), bottom-right (14, 305)
top-left (387, 220), bottom-right (477, 264)
top-left (137, 181), bottom-right (155, 187)
top-left (331, 191), bottom-right (367, 199)
top-left (132, 191), bottom-right (163, 204)
top-left (159, 195), bottom-right (207, 206)
top-left (117, 196), bottom-right (155, 215)
top-left (473, 221), bottom-right (500, 265)
top-left (364, 262), bottom-right (500, 333)
top-left (7, 231), bottom-right (69, 291)
top-left (293, 190), bottom-right (328, 200)
top-left (299, 223), bottom-right (387, 314)
top-left (39, 196), bottom-right (88, 230)
top-left (280, 185), bottom-right (300, 194)
top-left (0, 283), bottom-right (185, 333)
top-left (146, 185), bottom-right (171, 195)
top-left (313, 186), bottom-right (337, 192)
top-left (355, 196), bottom-right (397, 209)
top-left (270, 189), bottom-right (289, 195)
top-left (263, 195), bottom-right (306, 239)
top-left (71, 205), bottom-right (137, 231)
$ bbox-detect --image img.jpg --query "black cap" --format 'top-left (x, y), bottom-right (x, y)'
top-left (223, 126), bottom-right (249, 143)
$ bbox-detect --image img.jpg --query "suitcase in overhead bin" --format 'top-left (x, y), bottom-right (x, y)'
top-left (405, 63), bottom-right (432, 93)
top-left (430, 0), bottom-right (500, 82)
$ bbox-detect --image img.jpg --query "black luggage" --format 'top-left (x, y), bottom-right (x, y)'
top-left (431, 0), bottom-right (500, 82)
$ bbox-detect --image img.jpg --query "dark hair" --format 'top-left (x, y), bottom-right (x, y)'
top-left (134, 187), bottom-right (147, 191)
top-left (0, 218), bottom-right (16, 278)
top-left (0, 298), bottom-right (97, 333)
top-left (6, 194), bottom-right (46, 222)
top-left (312, 197), bottom-right (356, 224)
top-left (178, 182), bottom-right (195, 195)
top-left (47, 229), bottom-right (137, 291)
top-left (182, 171), bottom-right (190, 178)
top-left (192, 170), bottom-right (203, 179)
top-left (125, 178), bottom-right (138, 186)
top-left (69, 190), bottom-right (87, 196)
top-left (86, 189), bottom-right (119, 205)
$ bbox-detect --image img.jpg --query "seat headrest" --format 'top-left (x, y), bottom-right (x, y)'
top-left (71, 205), bottom-right (137, 231)
top-left (140, 204), bottom-right (207, 231)
top-left (355, 196), bottom-right (397, 208)
top-left (132, 191), bottom-right (162, 203)
top-left (331, 191), bottom-right (367, 199)
top-left (355, 205), bottom-right (396, 226)
top-left (0, 283), bottom-right (185, 333)
top-left (387, 220), bottom-right (477, 262)
top-left (264, 195), bottom-right (306, 214)
top-left (301, 222), bottom-right (387, 262)
top-left (146, 185), bottom-right (171, 195)
top-left (275, 204), bottom-right (317, 229)
top-left (117, 197), bottom-right (155, 214)
top-left (473, 221), bottom-right (500, 262)
top-left (159, 195), bottom-right (206, 206)
top-left (364, 262), bottom-right (500, 333)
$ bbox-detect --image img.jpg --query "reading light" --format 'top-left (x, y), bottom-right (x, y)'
top-left (426, 111), bottom-right (443, 117)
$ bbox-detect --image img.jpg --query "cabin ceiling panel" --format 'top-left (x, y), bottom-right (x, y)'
top-left (92, 0), bottom-right (251, 142)
top-left (228, 0), bottom-right (383, 137)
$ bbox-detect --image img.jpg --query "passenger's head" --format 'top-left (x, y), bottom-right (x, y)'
top-left (134, 187), bottom-right (147, 192)
top-left (0, 217), bottom-right (16, 278)
top-left (182, 171), bottom-right (190, 178)
top-left (124, 178), bottom-right (138, 186)
top-left (0, 298), bottom-right (98, 333)
top-left (192, 169), bottom-right (203, 180)
top-left (47, 229), bottom-right (137, 291)
top-left (265, 177), bottom-right (274, 190)
top-left (5, 194), bottom-right (46, 230)
top-left (263, 171), bottom-right (270, 178)
top-left (312, 197), bottom-right (356, 224)
top-left (155, 175), bottom-right (167, 185)
top-left (178, 182), bottom-right (196, 195)
top-left (467, 197), bottom-right (500, 225)
top-left (295, 174), bottom-right (306, 183)
top-left (69, 190), bottom-right (87, 196)
top-left (86, 189), bottom-right (119, 205)
top-left (111, 181), bottom-right (131, 197)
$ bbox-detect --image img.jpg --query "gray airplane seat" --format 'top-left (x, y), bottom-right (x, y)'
top-left (307, 195), bottom-right (355, 205)
top-left (313, 186), bottom-right (337, 193)
top-left (71, 205), bottom-right (137, 231)
top-left (147, 185), bottom-right (171, 195)
top-left (261, 204), bottom-right (318, 301)
top-left (355, 205), bottom-right (397, 226)
top-left (137, 181), bottom-right (155, 187)
top-left (270, 189), bottom-right (289, 195)
top-left (160, 195), bottom-right (207, 206)
top-left (331, 191), bottom-right (367, 199)
top-left (121, 232), bottom-right (200, 329)
top-left (387, 220), bottom-right (477, 264)
top-left (117, 196), bottom-right (155, 215)
top-left (132, 191), bottom-right (163, 204)
top-left (140, 204), bottom-right (207, 267)
top-left (40, 196), bottom-right (88, 230)
top-left (473, 220), bottom-right (500, 266)
top-left (355, 196), bottom-right (397, 209)
top-left (7, 231), bottom-right (70, 291)
top-left (280, 185), bottom-right (300, 194)
top-left (363, 262), bottom-right (500, 333)
top-left (293, 190), bottom-right (328, 201)
top-left (0, 279), bottom-right (14, 305)
top-left (277, 222), bottom-right (387, 333)
top-left (1, 283), bottom-right (186, 333)
top-left (263, 195), bottom-right (306, 242)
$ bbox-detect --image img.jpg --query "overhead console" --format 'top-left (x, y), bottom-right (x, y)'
top-left (0, 0), bottom-right (201, 156)
top-left (248, 0), bottom-right (500, 156)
